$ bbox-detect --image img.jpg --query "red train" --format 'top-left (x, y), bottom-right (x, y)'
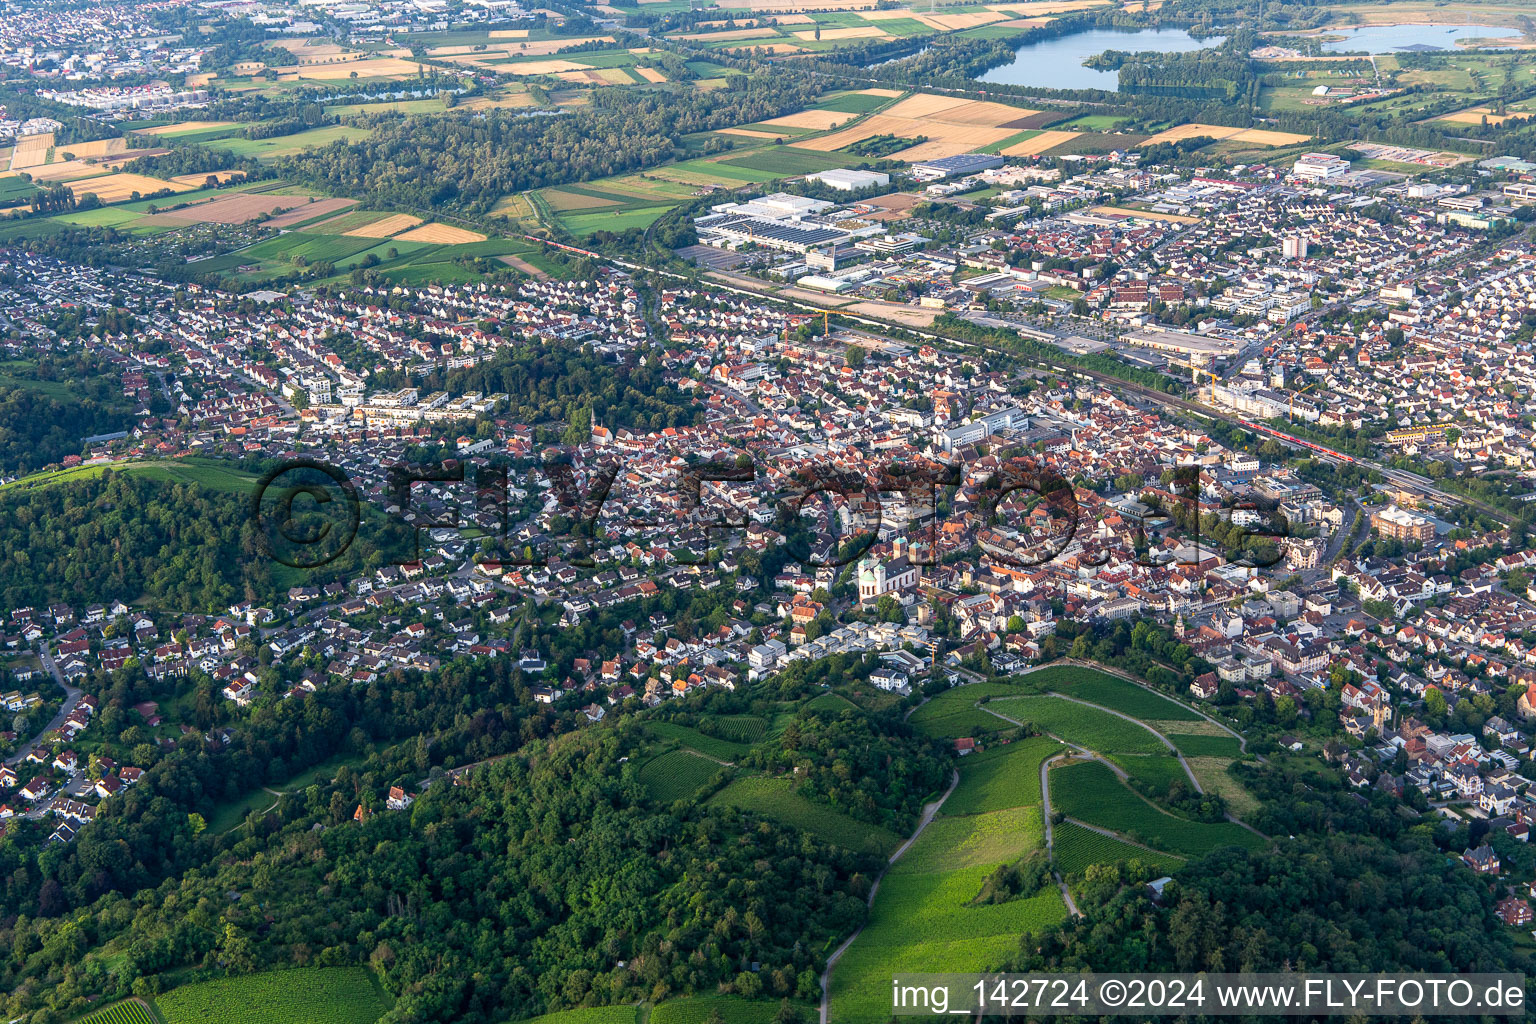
top-left (1235, 419), bottom-right (1356, 464)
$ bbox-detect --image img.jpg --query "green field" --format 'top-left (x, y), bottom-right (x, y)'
top-left (719, 148), bottom-right (849, 177)
top-left (74, 1000), bottom-right (158, 1024)
top-left (200, 124), bottom-right (373, 160)
top-left (1, 458), bottom-right (259, 496)
top-left (638, 748), bottom-right (722, 803)
top-left (708, 776), bottom-right (901, 856)
top-left (648, 720), bottom-right (749, 761)
top-left (815, 92), bottom-right (898, 114)
top-left (1111, 753), bottom-right (1189, 797)
top-left (830, 805), bottom-right (1064, 1021)
top-left (560, 205), bottom-right (675, 235)
top-left (942, 736), bottom-right (1057, 816)
top-left (989, 696), bottom-right (1165, 754)
top-left (154, 967), bottom-right (390, 1024)
top-left (908, 683), bottom-right (1026, 739)
top-left (0, 176), bottom-right (40, 203)
top-left (1026, 667), bottom-right (1201, 721)
top-left (1052, 760), bottom-right (1263, 857)
top-left (1052, 821), bottom-right (1184, 878)
top-left (652, 996), bottom-right (810, 1024)
top-left (509, 1007), bottom-right (638, 1024)
top-left (1168, 732), bottom-right (1243, 758)
top-left (702, 714), bottom-right (769, 743)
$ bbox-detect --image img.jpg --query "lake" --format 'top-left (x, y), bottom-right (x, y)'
top-left (1320, 23), bottom-right (1521, 52)
top-left (977, 28), bottom-right (1225, 91)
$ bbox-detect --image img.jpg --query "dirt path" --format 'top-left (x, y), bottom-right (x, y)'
top-left (1039, 753), bottom-right (1079, 917)
top-left (819, 768), bottom-right (959, 1024)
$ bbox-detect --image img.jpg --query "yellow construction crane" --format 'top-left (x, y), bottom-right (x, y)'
top-left (1165, 357), bottom-right (1218, 385)
top-left (1289, 381), bottom-right (1317, 420)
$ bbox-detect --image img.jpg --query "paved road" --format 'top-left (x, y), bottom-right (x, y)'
top-left (4, 645), bottom-right (84, 767)
top-left (1038, 752), bottom-right (1079, 917)
top-left (819, 768), bottom-right (960, 1024)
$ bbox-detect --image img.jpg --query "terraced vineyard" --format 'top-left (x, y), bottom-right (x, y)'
top-left (1028, 667), bottom-right (1201, 721)
top-left (1052, 760), bottom-right (1264, 857)
top-left (988, 696), bottom-right (1165, 754)
top-left (510, 1007), bottom-right (639, 1024)
top-left (1052, 821), bottom-right (1185, 877)
top-left (75, 1000), bottom-right (159, 1024)
top-left (638, 748), bottom-right (723, 803)
top-left (652, 996), bottom-right (809, 1024)
top-left (700, 714), bottom-right (768, 744)
top-left (707, 776), bottom-right (901, 856)
top-left (941, 735), bottom-right (1057, 816)
top-left (647, 721), bottom-right (749, 761)
top-left (908, 682), bottom-right (1024, 739)
top-left (153, 967), bottom-right (389, 1024)
top-left (1111, 752), bottom-right (1189, 797)
top-left (831, 728), bottom-right (1068, 1023)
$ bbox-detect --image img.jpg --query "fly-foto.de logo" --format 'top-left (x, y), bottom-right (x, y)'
top-left (251, 456), bottom-right (1288, 571)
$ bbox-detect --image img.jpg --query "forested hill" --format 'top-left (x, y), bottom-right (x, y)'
top-left (271, 79), bottom-right (826, 214)
top-left (0, 468), bottom-right (404, 611)
top-left (1, 721), bottom-right (877, 1024)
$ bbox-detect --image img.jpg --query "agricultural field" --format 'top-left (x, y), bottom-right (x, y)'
top-left (1140, 123), bottom-right (1312, 148)
top-left (988, 695), bottom-right (1166, 754)
top-left (1167, 732), bottom-right (1243, 759)
top-left (1052, 820), bottom-right (1184, 878)
top-left (830, 796), bottom-right (1064, 1020)
top-left (153, 967), bottom-right (390, 1024)
top-left (907, 683), bottom-right (1023, 739)
top-left (941, 735), bottom-right (1057, 815)
top-left (72, 1000), bottom-right (158, 1024)
top-left (708, 776), bottom-right (902, 855)
top-left (1026, 666), bottom-right (1200, 721)
top-left (1111, 752), bottom-right (1189, 797)
top-left (67, 173), bottom-right (197, 204)
top-left (652, 997), bottom-right (810, 1024)
top-left (1052, 760), bottom-right (1264, 857)
top-left (510, 1006), bottom-right (639, 1024)
top-left (790, 93), bottom-right (1040, 161)
top-left (198, 124), bottom-right (373, 160)
top-left (700, 714), bottom-right (769, 744)
top-left (638, 748), bottom-right (723, 803)
top-left (648, 720), bottom-right (749, 760)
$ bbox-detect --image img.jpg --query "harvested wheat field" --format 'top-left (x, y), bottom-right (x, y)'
top-left (57, 138), bottom-right (128, 160)
top-left (394, 222), bottom-right (487, 243)
top-left (911, 10), bottom-right (1010, 30)
top-left (1002, 130), bottom-right (1077, 156)
top-left (271, 38), bottom-right (352, 57)
top-left (9, 133), bottom-right (53, 170)
top-left (266, 197), bottom-right (358, 228)
top-left (277, 58), bottom-right (427, 81)
top-left (1438, 105), bottom-right (1532, 126)
top-left (792, 25), bottom-right (887, 40)
top-left (490, 29), bottom-right (531, 38)
top-left (141, 192), bottom-right (316, 225)
top-left (986, 0), bottom-right (1111, 12)
top-left (134, 120), bottom-right (236, 136)
top-left (67, 173), bottom-right (194, 203)
top-left (883, 93), bottom-right (972, 118)
top-left (25, 161), bottom-right (105, 183)
top-left (499, 59), bottom-right (590, 76)
top-left (1140, 123), bottom-right (1311, 147)
top-left (858, 88), bottom-right (906, 98)
top-left (635, 66), bottom-right (668, 83)
top-left (762, 109), bottom-right (857, 130)
top-left (344, 212), bottom-right (423, 237)
top-left (792, 94), bottom-right (1034, 159)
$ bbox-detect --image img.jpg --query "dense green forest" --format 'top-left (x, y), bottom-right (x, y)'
top-left (270, 79), bottom-right (826, 215)
top-left (0, 376), bottom-right (131, 477)
top-left (0, 469), bottom-right (402, 611)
